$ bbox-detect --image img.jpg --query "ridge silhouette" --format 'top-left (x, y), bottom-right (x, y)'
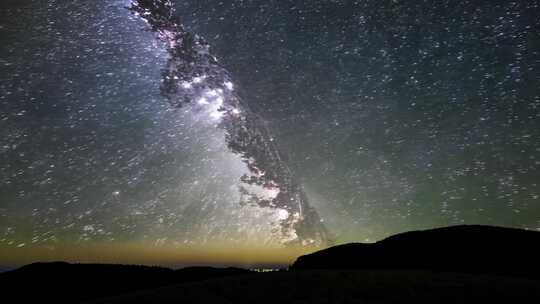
top-left (2, 225), bottom-right (540, 303)
top-left (0, 262), bottom-right (250, 303)
top-left (291, 225), bottom-right (540, 280)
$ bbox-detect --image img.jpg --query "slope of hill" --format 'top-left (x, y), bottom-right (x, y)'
top-left (291, 225), bottom-right (540, 280)
top-left (0, 265), bottom-right (15, 273)
top-left (0, 262), bottom-right (250, 303)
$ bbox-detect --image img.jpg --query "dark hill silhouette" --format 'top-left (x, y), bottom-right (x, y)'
top-left (0, 262), bottom-right (250, 303)
top-left (4, 225), bottom-right (540, 303)
top-left (291, 225), bottom-right (540, 280)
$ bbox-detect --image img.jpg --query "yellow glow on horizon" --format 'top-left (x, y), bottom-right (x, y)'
top-left (0, 241), bottom-right (324, 268)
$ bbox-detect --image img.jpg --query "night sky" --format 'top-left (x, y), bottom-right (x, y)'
top-left (1, 0), bottom-right (539, 267)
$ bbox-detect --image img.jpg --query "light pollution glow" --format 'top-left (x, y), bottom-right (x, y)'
top-left (0, 241), bottom-right (317, 267)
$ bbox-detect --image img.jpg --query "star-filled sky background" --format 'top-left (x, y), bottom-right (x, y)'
top-left (1, 0), bottom-right (539, 266)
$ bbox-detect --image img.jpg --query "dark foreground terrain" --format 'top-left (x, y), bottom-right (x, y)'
top-left (2, 225), bottom-right (540, 303)
top-left (0, 262), bottom-right (250, 303)
top-left (87, 270), bottom-right (540, 304)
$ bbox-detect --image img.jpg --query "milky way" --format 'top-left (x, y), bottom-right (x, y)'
top-left (129, 0), bottom-right (330, 246)
top-left (0, 0), bottom-right (539, 264)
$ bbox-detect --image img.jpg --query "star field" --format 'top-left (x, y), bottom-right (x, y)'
top-left (0, 0), bottom-right (539, 265)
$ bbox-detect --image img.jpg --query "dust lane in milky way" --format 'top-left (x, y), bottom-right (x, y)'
top-left (129, 0), bottom-right (330, 246)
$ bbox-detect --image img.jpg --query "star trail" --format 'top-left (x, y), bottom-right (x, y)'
top-left (0, 0), bottom-right (539, 266)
